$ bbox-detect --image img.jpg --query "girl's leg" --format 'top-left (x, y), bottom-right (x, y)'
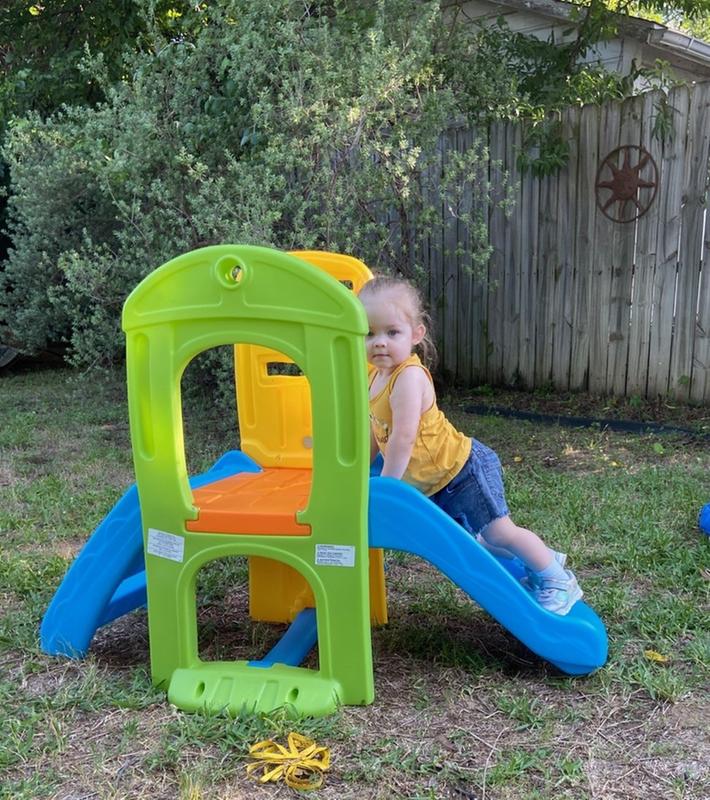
top-left (480, 515), bottom-right (555, 572)
top-left (475, 534), bottom-right (516, 560)
top-left (481, 515), bottom-right (582, 616)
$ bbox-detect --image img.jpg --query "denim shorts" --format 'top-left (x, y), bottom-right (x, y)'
top-left (429, 439), bottom-right (510, 536)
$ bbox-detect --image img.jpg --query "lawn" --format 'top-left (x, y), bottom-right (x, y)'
top-left (1, 363), bottom-right (708, 800)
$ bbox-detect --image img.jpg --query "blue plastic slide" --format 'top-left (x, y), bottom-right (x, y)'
top-left (40, 451), bottom-right (260, 658)
top-left (699, 503), bottom-right (710, 536)
top-left (368, 477), bottom-right (608, 675)
top-left (43, 450), bottom-right (607, 675)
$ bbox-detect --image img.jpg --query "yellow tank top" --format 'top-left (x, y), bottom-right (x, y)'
top-left (369, 354), bottom-right (472, 496)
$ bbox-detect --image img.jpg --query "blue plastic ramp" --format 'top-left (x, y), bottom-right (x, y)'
top-left (368, 477), bottom-right (608, 675)
top-left (40, 451), bottom-right (260, 657)
top-left (43, 452), bottom-right (607, 676)
top-left (248, 608), bottom-right (318, 669)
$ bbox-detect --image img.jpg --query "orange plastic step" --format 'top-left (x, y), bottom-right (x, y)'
top-left (186, 469), bottom-right (312, 535)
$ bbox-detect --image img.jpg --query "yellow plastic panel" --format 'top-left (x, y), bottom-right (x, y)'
top-left (234, 252), bottom-right (386, 630)
top-left (249, 550), bottom-right (388, 626)
top-left (235, 252), bottom-right (372, 468)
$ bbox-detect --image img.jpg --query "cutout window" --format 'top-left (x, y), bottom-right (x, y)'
top-left (196, 556), bottom-right (319, 670)
top-left (266, 362), bottom-right (304, 377)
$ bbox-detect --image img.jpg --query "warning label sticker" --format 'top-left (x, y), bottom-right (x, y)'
top-left (315, 544), bottom-right (356, 567)
top-left (147, 528), bottom-right (185, 563)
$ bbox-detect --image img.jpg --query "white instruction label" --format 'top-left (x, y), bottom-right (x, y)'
top-left (315, 544), bottom-right (356, 568)
top-left (147, 528), bottom-right (185, 563)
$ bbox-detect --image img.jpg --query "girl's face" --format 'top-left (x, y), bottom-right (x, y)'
top-left (362, 291), bottom-right (425, 371)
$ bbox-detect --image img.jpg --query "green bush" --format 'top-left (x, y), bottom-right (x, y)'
top-left (1, 0), bottom-right (509, 374)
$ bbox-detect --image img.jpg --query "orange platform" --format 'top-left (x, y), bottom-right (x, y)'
top-left (187, 469), bottom-right (312, 535)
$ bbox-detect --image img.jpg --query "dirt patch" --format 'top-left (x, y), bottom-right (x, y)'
top-left (90, 612), bottom-right (151, 668)
top-left (584, 697), bottom-right (710, 800)
top-left (0, 460), bottom-right (19, 487)
top-left (16, 705), bottom-right (177, 800)
top-left (17, 538), bottom-right (86, 560)
top-left (8, 590), bottom-right (709, 800)
top-left (21, 660), bottom-right (92, 698)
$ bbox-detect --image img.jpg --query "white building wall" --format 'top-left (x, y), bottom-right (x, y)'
top-left (449, 0), bottom-right (707, 86)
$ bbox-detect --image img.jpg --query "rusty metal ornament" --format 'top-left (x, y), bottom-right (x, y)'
top-left (594, 145), bottom-right (659, 223)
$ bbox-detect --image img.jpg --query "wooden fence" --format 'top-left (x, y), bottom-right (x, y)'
top-left (425, 82), bottom-right (710, 404)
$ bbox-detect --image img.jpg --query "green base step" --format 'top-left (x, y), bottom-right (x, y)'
top-left (167, 662), bottom-right (344, 717)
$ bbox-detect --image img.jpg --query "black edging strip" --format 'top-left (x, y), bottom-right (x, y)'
top-left (464, 404), bottom-right (710, 440)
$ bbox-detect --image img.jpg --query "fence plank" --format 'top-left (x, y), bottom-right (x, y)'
top-left (455, 127), bottom-right (474, 386)
top-left (454, 127), bottom-right (472, 385)
top-left (516, 121), bottom-right (540, 388)
top-left (551, 107), bottom-right (578, 390)
top-left (517, 181), bottom-right (538, 388)
top-left (606, 95), bottom-right (643, 396)
top-left (691, 216), bottom-right (710, 404)
top-left (471, 128), bottom-right (491, 385)
top-left (486, 121), bottom-right (507, 385)
top-left (626, 92), bottom-right (663, 397)
top-left (428, 135), bottom-right (446, 371)
top-left (647, 87), bottom-right (690, 397)
top-left (588, 99), bottom-right (623, 394)
top-left (502, 121), bottom-right (522, 386)
top-left (535, 168), bottom-right (558, 386)
top-left (569, 104), bottom-right (601, 390)
top-left (442, 128), bottom-right (461, 380)
top-left (671, 84), bottom-right (710, 400)
top-left (417, 153), bottom-right (433, 322)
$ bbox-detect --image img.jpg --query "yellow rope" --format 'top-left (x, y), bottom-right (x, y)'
top-left (246, 732), bottom-right (331, 790)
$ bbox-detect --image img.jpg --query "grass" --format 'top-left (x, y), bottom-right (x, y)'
top-left (1, 363), bottom-right (709, 799)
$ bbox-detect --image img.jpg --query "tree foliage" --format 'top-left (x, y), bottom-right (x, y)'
top-left (595, 1), bottom-right (710, 20)
top-left (0, 0), bottom-right (209, 118)
top-left (2, 0), bottom-right (708, 371)
top-left (0, 1), bottom-right (210, 267)
top-left (0, 0), bottom-right (511, 369)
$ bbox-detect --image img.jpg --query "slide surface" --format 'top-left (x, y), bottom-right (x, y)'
top-left (368, 477), bottom-right (608, 675)
top-left (43, 451), bottom-right (607, 675)
top-left (40, 451), bottom-right (259, 657)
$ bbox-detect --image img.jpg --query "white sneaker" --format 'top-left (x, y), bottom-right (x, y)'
top-left (533, 569), bottom-right (583, 616)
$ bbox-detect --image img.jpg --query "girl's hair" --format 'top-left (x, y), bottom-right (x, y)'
top-left (359, 275), bottom-right (438, 369)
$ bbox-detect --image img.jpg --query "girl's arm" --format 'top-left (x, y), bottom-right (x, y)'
top-left (370, 428), bottom-right (379, 464)
top-left (379, 367), bottom-right (429, 480)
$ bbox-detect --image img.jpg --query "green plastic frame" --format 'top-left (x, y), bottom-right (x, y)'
top-left (122, 245), bottom-right (373, 715)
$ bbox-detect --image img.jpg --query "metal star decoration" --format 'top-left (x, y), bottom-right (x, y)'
top-left (595, 145), bottom-right (659, 223)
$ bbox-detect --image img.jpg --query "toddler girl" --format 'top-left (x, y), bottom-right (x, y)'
top-left (360, 275), bottom-right (582, 616)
